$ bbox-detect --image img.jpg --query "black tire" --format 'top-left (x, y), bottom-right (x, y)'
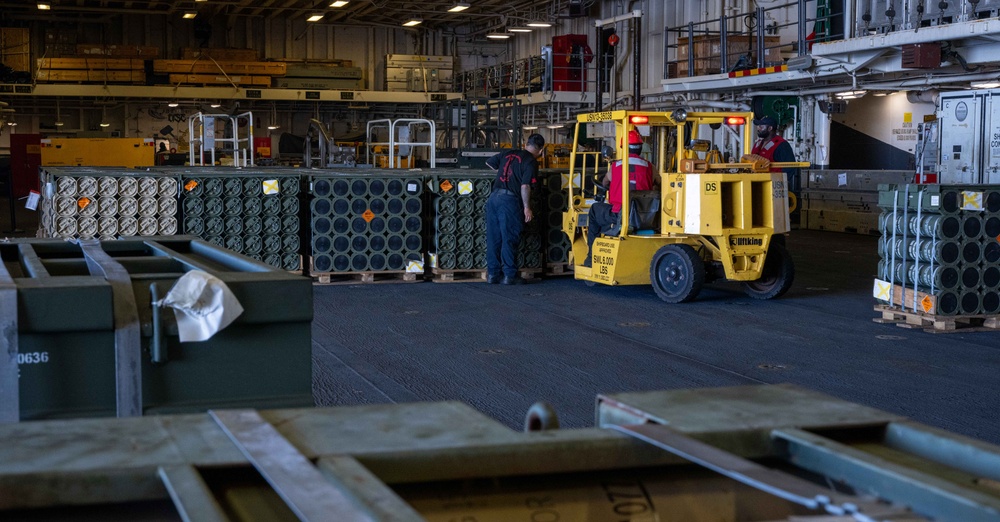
top-left (650, 244), bottom-right (705, 303)
top-left (743, 242), bottom-right (795, 300)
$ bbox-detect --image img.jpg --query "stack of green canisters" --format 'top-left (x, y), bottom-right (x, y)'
top-left (877, 184), bottom-right (1000, 315)
top-left (538, 169), bottom-right (572, 265)
top-left (39, 167), bottom-right (180, 240)
top-left (172, 168), bottom-right (304, 271)
top-left (309, 172), bottom-right (423, 273)
top-left (428, 170), bottom-right (545, 272)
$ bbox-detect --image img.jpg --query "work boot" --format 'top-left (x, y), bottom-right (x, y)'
top-left (487, 272), bottom-right (502, 284)
top-left (501, 275), bottom-right (527, 285)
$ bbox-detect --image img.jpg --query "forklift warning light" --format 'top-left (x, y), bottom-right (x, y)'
top-left (725, 116), bottom-right (746, 125)
top-left (629, 115), bottom-right (649, 124)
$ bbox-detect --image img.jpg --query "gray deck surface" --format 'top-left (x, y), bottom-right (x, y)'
top-left (311, 230), bottom-right (1000, 444)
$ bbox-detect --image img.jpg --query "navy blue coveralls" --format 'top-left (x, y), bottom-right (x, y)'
top-left (485, 150), bottom-right (538, 279)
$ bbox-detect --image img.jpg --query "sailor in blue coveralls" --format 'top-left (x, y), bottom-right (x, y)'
top-left (485, 133), bottom-right (545, 285)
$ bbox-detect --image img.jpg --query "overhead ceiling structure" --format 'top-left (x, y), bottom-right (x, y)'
top-left (0, 0), bottom-right (575, 37)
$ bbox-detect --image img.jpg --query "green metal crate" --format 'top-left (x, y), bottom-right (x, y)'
top-left (0, 236), bottom-right (313, 422)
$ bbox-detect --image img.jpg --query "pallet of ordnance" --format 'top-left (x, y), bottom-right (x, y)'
top-left (154, 59), bottom-right (285, 85)
top-left (874, 183), bottom-right (1000, 331)
top-left (1, 384), bottom-right (998, 520)
top-left (37, 167), bottom-right (180, 240)
top-left (427, 171), bottom-right (543, 282)
top-left (0, 236), bottom-right (313, 422)
top-left (168, 167), bottom-right (306, 271)
top-left (308, 171), bottom-right (425, 284)
top-left (35, 57), bottom-right (145, 83)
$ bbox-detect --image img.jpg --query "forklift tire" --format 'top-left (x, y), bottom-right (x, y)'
top-left (742, 243), bottom-right (795, 300)
top-left (650, 244), bottom-right (705, 303)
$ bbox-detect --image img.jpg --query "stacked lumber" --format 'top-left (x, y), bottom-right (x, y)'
top-left (181, 48), bottom-right (259, 61)
top-left (154, 59), bottom-right (285, 86)
top-left (35, 57), bottom-right (145, 83)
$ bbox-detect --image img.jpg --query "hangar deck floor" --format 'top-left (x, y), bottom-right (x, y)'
top-left (310, 230), bottom-right (1000, 444)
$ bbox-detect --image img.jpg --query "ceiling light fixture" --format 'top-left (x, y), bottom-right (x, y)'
top-left (54, 99), bottom-right (64, 127)
top-left (509, 27), bottom-right (533, 32)
top-left (402, 18), bottom-right (422, 27)
top-left (971, 81), bottom-right (1000, 89)
top-left (168, 101), bottom-right (179, 107)
top-left (523, 125), bottom-right (538, 130)
top-left (100, 107), bottom-right (110, 128)
top-left (835, 90), bottom-right (866, 100)
top-left (211, 102), bottom-right (222, 108)
top-left (268, 103), bottom-right (280, 130)
top-left (448, 2), bottom-right (470, 12)
top-left (527, 21), bottom-right (552, 27)
top-left (182, 12), bottom-right (197, 19)
top-left (307, 13), bottom-right (324, 22)
top-left (486, 32), bottom-right (513, 39)
top-left (546, 124), bottom-right (563, 129)
top-left (330, 0), bottom-right (348, 6)
top-left (37, 2), bottom-right (50, 10)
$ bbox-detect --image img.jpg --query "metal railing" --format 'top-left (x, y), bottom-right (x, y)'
top-left (664, 2), bottom-right (844, 78)
top-left (457, 50), bottom-right (597, 99)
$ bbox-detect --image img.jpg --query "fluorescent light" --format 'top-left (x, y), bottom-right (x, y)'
top-left (330, 0), bottom-right (348, 6)
top-left (6, 122), bottom-right (16, 126)
top-left (168, 102), bottom-right (179, 107)
top-left (546, 124), bottom-right (562, 129)
top-left (99, 122), bottom-right (110, 128)
top-left (872, 91), bottom-right (891, 97)
top-left (37, 2), bottom-right (50, 10)
top-left (210, 102), bottom-right (222, 108)
top-left (523, 125), bottom-right (539, 130)
top-left (448, 2), bottom-right (470, 12)
top-left (509, 27), bottom-right (533, 32)
top-left (307, 13), bottom-right (324, 22)
top-left (267, 125), bottom-right (280, 130)
top-left (486, 32), bottom-right (512, 39)
top-left (835, 90), bottom-right (866, 100)
top-left (182, 12), bottom-right (197, 19)
top-left (402, 18), bottom-right (422, 26)
top-left (527, 21), bottom-right (552, 27)
top-left (54, 121), bottom-right (64, 127)
top-left (971, 81), bottom-right (1000, 89)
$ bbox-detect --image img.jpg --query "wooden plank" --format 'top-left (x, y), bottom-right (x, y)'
top-left (35, 69), bottom-right (146, 82)
top-left (167, 74), bottom-right (271, 86)
top-left (36, 57), bottom-right (145, 70)
top-left (154, 60), bottom-right (286, 76)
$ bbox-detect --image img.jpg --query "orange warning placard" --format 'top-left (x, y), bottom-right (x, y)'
top-left (184, 180), bottom-right (199, 192)
top-left (921, 295), bottom-right (934, 313)
top-left (77, 197), bottom-right (91, 209)
top-left (440, 180), bottom-right (453, 193)
top-left (362, 209), bottom-right (375, 222)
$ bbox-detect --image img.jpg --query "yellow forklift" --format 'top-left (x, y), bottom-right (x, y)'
top-left (563, 109), bottom-right (807, 303)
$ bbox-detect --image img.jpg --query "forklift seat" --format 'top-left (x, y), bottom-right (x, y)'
top-left (628, 190), bottom-right (660, 234)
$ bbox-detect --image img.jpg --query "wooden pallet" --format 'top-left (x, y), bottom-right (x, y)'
top-left (430, 267), bottom-right (540, 283)
top-left (312, 270), bottom-right (422, 285)
top-left (873, 305), bottom-right (1000, 334)
top-left (545, 262), bottom-right (574, 276)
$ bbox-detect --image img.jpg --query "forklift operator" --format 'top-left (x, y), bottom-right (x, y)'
top-left (583, 130), bottom-right (655, 267)
top-left (751, 115), bottom-right (800, 193)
